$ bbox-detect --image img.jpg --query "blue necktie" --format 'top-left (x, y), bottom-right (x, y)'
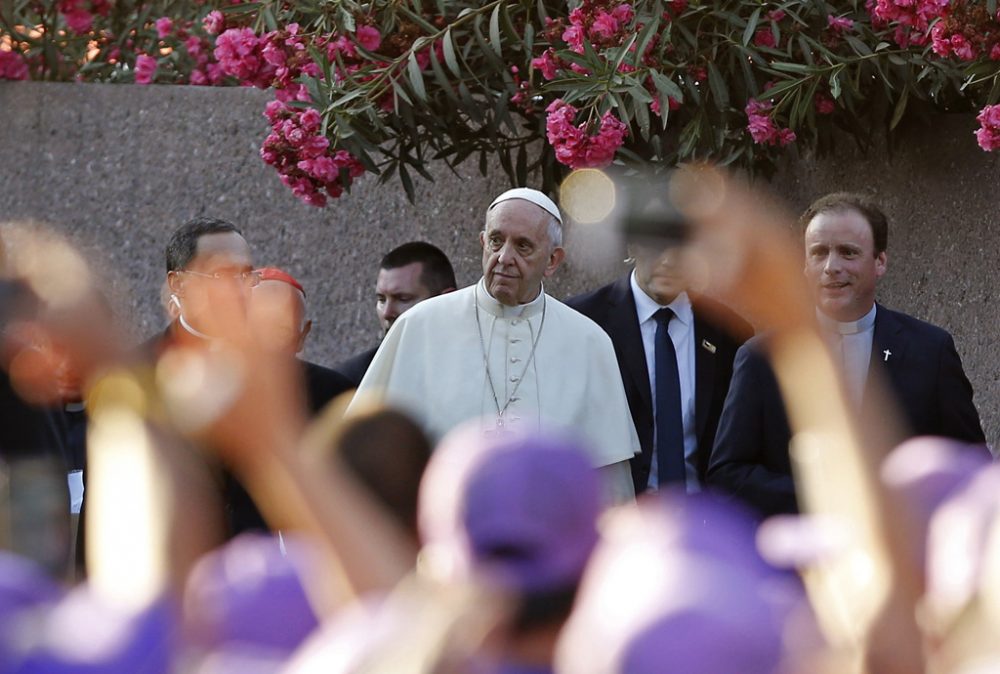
top-left (654, 308), bottom-right (686, 485)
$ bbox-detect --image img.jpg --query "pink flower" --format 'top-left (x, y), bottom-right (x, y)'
top-left (978, 103), bottom-right (1000, 130)
top-left (745, 98), bottom-right (796, 146)
top-left (63, 8), bottom-right (94, 33)
top-left (531, 49), bottom-right (560, 80)
top-left (155, 17), bottom-right (173, 39)
top-left (754, 28), bottom-right (776, 48)
top-left (767, 9), bottom-right (786, 21)
top-left (545, 99), bottom-right (627, 169)
top-left (0, 50), bottom-right (29, 80)
top-left (203, 10), bottom-right (225, 35)
top-left (950, 34), bottom-right (977, 60)
top-left (815, 92), bottom-right (836, 115)
top-left (298, 156), bottom-right (339, 182)
top-left (215, 27), bottom-right (264, 82)
top-left (827, 16), bottom-right (854, 32)
top-left (562, 23), bottom-right (585, 53)
top-left (185, 36), bottom-right (203, 57)
top-left (134, 54), bottom-right (157, 84)
top-left (356, 25), bottom-right (381, 51)
top-left (590, 11), bottom-right (621, 40)
top-left (299, 108), bottom-right (322, 132)
top-left (190, 69), bottom-right (208, 85)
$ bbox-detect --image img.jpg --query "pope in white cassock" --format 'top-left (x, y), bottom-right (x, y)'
top-left (351, 188), bottom-right (640, 503)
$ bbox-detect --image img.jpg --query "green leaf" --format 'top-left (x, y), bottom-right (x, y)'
top-left (830, 70), bottom-right (842, 99)
top-left (516, 144), bottom-right (527, 185)
top-left (635, 13), bottom-right (662, 65)
top-left (650, 70), bottom-right (683, 102)
top-left (392, 79), bottom-right (413, 106)
top-left (443, 30), bottom-right (461, 77)
top-left (634, 96), bottom-right (651, 140)
top-left (407, 52), bottom-right (426, 101)
top-left (260, 5), bottom-right (278, 31)
top-left (707, 62), bottom-right (729, 108)
top-left (399, 161), bottom-right (415, 202)
top-left (770, 61), bottom-right (812, 73)
top-left (742, 7), bottom-right (761, 47)
top-left (489, 4), bottom-right (503, 58)
top-left (428, 47), bottom-right (458, 101)
top-left (890, 87), bottom-right (908, 130)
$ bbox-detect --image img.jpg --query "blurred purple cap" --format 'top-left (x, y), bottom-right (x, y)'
top-left (555, 493), bottom-right (809, 674)
top-left (0, 551), bottom-right (63, 618)
top-left (420, 425), bottom-right (601, 593)
top-left (183, 533), bottom-right (320, 653)
top-left (926, 463), bottom-right (1000, 625)
top-left (12, 587), bottom-right (175, 674)
top-left (881, 436), bottom-right (993, 576)
top-left (0, 552), bottom-right (64, 674)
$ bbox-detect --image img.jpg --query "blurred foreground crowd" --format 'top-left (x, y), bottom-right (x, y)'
top-left (1, 170), bottom-right (998, 674)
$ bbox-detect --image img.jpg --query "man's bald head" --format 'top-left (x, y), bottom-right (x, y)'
top-left (249, 268), bottom-right (311, 354)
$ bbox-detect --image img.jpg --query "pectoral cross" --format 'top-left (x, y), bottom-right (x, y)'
top-left (883, 349), bottom-right (892, 362)
top-left (485, 413), bottom-right (513, 438)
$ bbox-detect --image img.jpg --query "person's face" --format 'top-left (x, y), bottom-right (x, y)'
top-left (803, 209), bottom-right (886, 322)
top-left (249, 279), bottom-right (310, 354)
top-left (376, 262), bottom-right (434, 333)
top-left (168, 232), bottom-right (254, 336)
top-left (480, 200), bottom-right (565, 306)
top-left (632, 244), bottom-right (688, 305)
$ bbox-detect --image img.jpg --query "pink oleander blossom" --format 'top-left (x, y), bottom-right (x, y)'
top-left (531, 49), bottom-right (560, 80)
top-left (868, 0), bottom-right (950, 47)
top-left (203, 10), bottom-right (225, 35)
top-left (754, 28), bottom-right (776, 48)
top-left (261, 102), bottom-right (367, 207)
top-left (545, 98), bottom-right (627, 169)
top-left (767, 9), bottom-right (786, 22)
top-left (827, 16), bottom-right (854, 32)
top-left (976, 104), bottom-right (1000, 151)
top-left (356, 25), bottom-right (381, 51)
top-left (134, 54), bottom-right (157, 84)
top-left (814, 92), bottom-right (836, 115)
top-left (63, 8), bottom-right (93, 33)
top-left (215, 27), bottom-right (263, 81)
top-left (155, 17), bottom-right (173, 39)
top-left (0, 50), bottom-right (29, 80)
top-left (745, 98), bottom-right (796, 146)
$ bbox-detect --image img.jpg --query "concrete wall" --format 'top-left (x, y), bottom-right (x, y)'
top-left (2, 82), bottom-right (998, 444)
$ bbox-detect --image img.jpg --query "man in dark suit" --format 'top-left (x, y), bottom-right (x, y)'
top-left (707, 192), bottom-right (987, 518)
top-left (566, 244), bottom-right (751, 495)
top-left (249, 267), bottom-right (352, 414)
top-left (335, 241), bottom-right (456, 386)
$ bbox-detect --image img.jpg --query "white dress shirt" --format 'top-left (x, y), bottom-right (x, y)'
top-left (630, 271), bottom-right (698, 492)
top-left (817, 304), bottom-right (877, 405)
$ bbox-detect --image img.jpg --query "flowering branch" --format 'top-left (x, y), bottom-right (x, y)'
top-left (3, 0), bottom-right (1000, 208)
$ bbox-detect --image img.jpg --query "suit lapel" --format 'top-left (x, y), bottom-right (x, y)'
top-left (692, 311), bottom-right (717, 444)
top-left (868, 304), bottom-right (906, 395)
top-left (607, 276), bottom-right (652, 413)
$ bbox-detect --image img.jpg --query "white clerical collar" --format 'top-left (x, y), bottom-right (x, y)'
top-left (629, 270), bottom-right (693, 327)
top-left (476, 278), bottom-right (546, 318)
top-left (178, 313), bottom-right (213, 340)
top-left (817, 304), bottom-right (877, 335)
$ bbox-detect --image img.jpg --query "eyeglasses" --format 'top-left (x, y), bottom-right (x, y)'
top-left (176, 270), bottom-right (261, 287)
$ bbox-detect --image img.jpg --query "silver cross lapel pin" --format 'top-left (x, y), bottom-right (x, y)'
top-left (883, 349), bottom-right (892, 362)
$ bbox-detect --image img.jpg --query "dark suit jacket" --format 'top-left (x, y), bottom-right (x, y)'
top-left (334, 346), bottom-right (378, 388)
top-left (303, 360), bottom-right (354, 414)
top-left (707, 304), bottom-right (988, 518)
top-left (566, 275), bottom-right (752, 494)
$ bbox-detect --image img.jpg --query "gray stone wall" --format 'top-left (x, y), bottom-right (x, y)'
top-left (1, 82), bottom-right (998, 445)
